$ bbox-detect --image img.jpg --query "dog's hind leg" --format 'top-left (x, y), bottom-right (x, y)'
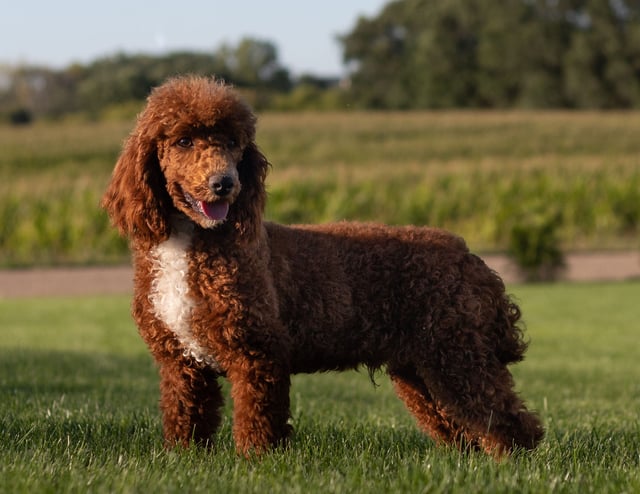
top-left (158, 358), bottom-right (224, 448)
top-left (415, 349), bottom-right (544, 457)
top-left (388, 366), bottom-right (480, 451)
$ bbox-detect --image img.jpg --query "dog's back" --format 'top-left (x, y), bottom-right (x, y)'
top-left (264, 222), bottom-right (521, 373)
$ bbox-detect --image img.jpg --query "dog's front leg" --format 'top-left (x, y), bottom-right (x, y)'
top-left (226, 351), bottom-right (292, 456)
top-left (158, 357), bottom-right (225, 448)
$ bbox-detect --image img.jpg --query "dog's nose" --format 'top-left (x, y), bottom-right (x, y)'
top-left (209, 175), bottom-right (235, 197)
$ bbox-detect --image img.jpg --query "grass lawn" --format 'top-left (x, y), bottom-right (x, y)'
top-left (1, 281), bottom-right (639, 493)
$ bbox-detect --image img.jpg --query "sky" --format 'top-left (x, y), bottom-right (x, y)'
top-left (1, 0), bottom-right (389, 77)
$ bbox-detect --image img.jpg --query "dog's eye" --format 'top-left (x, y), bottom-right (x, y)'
top-left (177, 137), bottom-right (193, 148)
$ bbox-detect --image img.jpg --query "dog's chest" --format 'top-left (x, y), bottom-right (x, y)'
top-left (149, 231), bottom-right (220, 370)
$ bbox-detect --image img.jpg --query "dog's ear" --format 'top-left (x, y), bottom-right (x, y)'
top-left (101, 127), bottom-right (172, 243)
top-left (231, 142), bottom-right (270, 240)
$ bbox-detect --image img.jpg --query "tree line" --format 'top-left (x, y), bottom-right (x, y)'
top-left (0, 38), bottom-right (303, 122)
top-left (342, 0), bottom-right (640, 109)
top-left (2, 0), bottom-right (640, 122)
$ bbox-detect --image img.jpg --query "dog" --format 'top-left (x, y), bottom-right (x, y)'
top-left (102, 75), bottom-right (543, 457)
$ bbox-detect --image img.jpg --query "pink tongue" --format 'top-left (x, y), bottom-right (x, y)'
top-left (201, 201), bottom-right (229, 221)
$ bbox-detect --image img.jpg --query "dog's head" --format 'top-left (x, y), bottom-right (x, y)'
top-left (102, 76), bottom-right (269, 244)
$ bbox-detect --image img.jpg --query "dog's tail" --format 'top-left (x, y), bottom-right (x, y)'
top-left (465, 254), bottom-right (529, 365)
top-left (495, 293), bottom-right (528, 365)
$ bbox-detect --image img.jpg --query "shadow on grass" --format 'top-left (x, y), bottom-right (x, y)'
top-left (3, 348), bottom-right (638, 473)
top-left (0, 348), bottom-right (156, 396)
top-left (0, 348), bottom-right (438, 460)
top-left (0, 348), bottom-right (165, 451)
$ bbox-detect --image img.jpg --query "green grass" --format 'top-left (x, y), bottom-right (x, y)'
top-left (1, 282), bottom-right (639, 493)
top-left (1, 111), bottom-right (639, 266)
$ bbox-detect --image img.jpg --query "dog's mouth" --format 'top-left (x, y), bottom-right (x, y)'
top-left (184, 191), bottom-right (229, 223)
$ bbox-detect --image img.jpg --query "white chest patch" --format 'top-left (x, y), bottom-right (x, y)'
top-left (149, 230), bottom-right (220, 370)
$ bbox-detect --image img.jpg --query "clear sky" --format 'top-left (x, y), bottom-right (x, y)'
top-left (1, 0), bottom-right (389, 76)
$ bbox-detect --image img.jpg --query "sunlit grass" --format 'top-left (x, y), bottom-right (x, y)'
top-left (1, 282), bottom-right (639, 492)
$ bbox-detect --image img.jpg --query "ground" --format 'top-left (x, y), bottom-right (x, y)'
top-left (0, 252), bottom-right (638, 298)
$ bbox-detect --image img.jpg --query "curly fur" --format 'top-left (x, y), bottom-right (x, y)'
top-left (102, 75), bottom-right (543, 457)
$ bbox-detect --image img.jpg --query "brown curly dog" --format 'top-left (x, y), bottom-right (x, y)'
top-left (102, 75), bottom-right (543, 458)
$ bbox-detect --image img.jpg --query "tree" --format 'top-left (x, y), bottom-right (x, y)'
top-left (476, 0), bottom-right (572, 107)
top-left (564, 0), bottom-right (640, 108)
top-left (0, 66), bottom-right (80, 119)
top-left (341, 0), bottom-right (525, 108)
top-left (340, 0), bottom-right (640, 109)
top-left (341, 0), bottom-right (422, 108)
top-left (0, 37), bottom-right (293, 120)
top-left (407, 0), bottom-right (482, 108)
top-left (215, 38), bottom-right (291, 91)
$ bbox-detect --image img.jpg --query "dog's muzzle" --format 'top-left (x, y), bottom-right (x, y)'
top-left (210, 174), bottom-right (235, 198)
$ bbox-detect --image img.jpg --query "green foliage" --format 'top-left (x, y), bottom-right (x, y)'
top-left (0, 183), bottom-right (127, 267)
top-left (609, 175), bottom-right (640, 234)
top-left (1, 283), bottom-right (640, 492)
top-left (505, 206), bottom-right (565, 282)
top-left (0, 38), bottom-right (292, 120)
top-left (564, 0), bottom-right (640, 108)
top-left (341, 0), bottom-right (640, 109)
top-left (1, 112), bottom-right (639, 267)
top-left (0, 119), bottom-right (130, 266)
top-left (271, 84), bottom-right (346, 111)
top-left (4, 1), bottom-right (640, 117)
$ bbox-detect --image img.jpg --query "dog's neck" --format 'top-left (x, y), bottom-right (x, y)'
top-left (167, 210), bottom-right (264, 250)
top-left (168, 214), bottom-right (195, 238)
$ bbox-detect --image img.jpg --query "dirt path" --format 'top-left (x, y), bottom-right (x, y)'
top-left (0, 265), bottom-right (134, 298)
top-left (0, 252), bottom-right (638, 299)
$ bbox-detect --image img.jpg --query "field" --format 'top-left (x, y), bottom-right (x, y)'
top-left (1, 281), bottom-right (639, 493)
top-left (1, 111), bottom-right (639, 266)
top-left (1, 110), bottom-right (639, 489)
